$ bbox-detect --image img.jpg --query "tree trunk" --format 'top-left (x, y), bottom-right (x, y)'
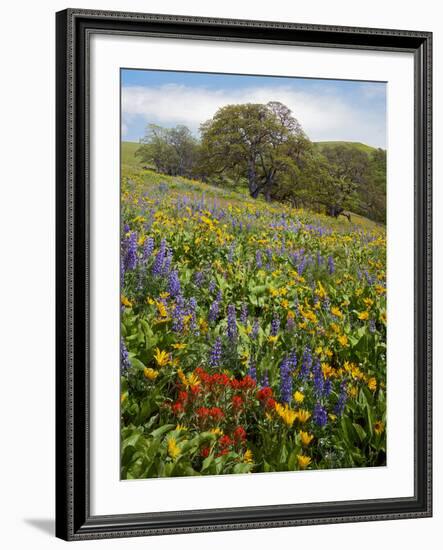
top-left (247, 158), bottom-right (260, 198)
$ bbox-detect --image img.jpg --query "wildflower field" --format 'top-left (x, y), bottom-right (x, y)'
top-left (120, 149), bottom-right (387, 479)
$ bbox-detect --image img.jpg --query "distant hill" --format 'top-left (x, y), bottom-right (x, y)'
top-left (315, 141), bottom-right (382, 155)
top-left (121, 141), bottom-right (141, 168)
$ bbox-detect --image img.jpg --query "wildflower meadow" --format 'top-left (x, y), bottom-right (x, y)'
top-left (120, 147), bottom-right (387, 479)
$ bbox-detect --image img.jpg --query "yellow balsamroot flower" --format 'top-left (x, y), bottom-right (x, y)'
top-left (159, 291), bottom-right (170, 300)
top-left (321, 363), bottom-right (334, 378)
top-left (375, 284), bottom-right (386, 295)
top-left (357, 311), bottom-right (369, 321)
top-left (293, 391), bottom-right (305, 404)
top-left (380, 311), bottom-right (387, 324)
top-left (299, 431), bottom-right (314, 447)
top-left (363, 298), bottom-right (374, 308)
top-left (177, 368), bottom-right (200, 389)
top-left (350, 364), bottom-right (364, 381)
top-left (348, 385), bottom-right (358, 399)
top-left (330, 322), bottom-right (341, 334)
top-left (328, 413), bottom-right (337, 422)
top-left (147, 297), bottom-right (155, 305)
top-left (120, 392), bottom-right (128, 404)
top-left (175, 424), bottom-right (188, 432)
top-left (331, 306), bottom-right (343, 318)
top-left (209, 427), bottom-right (223, 436)
top-left (315, 281), bottom-right (327, 300)
top-left (268, 335), bottom-right (279, 345)
top-left (296, 409), bottom-right (311, 424)
top-left (338, 334), bottom-right (349, 347)
top-left (297, 454), bottom-right (312, 470)
top-left (153, 348), bottom-right (170, 368)
top-left (167, 437), bottom-right (181, 460)
top-left (280, 299), bottom-right (289, 309)
top-left (199, 317), bottom-right (208, 334)
top-left (325, 348), bottom-right (333, 358)
top-left (121, 295), bottom-right (132, 307)
top-left (274, 403), bottom-right (298, 427)
top-left (144, 367), bottom-right (159, 381)
top-left (367, 377), bottom-right (377, 392)
top-left (155, 301), bottom-right (168, 318)
top-left (243, 449), bottom-right (254, 464)
top-left (171, 343), bottom-right (187, 350)
top-left (374, 420), bottom-right (385, 435)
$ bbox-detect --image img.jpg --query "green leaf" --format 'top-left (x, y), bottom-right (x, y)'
top-left (150, 424), bottom-right (175, 439)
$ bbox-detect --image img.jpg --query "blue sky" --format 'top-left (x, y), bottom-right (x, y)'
top-left (121, 69), bottom-right (386, 148)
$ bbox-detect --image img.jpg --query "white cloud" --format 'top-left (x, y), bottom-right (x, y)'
top-left (122, 83), bottom-right (386, 148)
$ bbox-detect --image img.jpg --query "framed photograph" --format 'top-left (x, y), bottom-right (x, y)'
top-left (55, 8), bottom-right (432, 541)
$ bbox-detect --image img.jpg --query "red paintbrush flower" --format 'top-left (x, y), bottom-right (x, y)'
top-left (233, 426), bottom-right (247, 442)
top-left (232, 395), bottom-right (244, 410)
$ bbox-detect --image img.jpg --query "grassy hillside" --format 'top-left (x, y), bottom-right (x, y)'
top-left (121, 141), bottom-right (383, 230)
top-left (315, 141), bottom-right (381, 155)
top-left (121, 141), bottom-right (142, 170)
top-left (120, 153), bottom-right (387, 478)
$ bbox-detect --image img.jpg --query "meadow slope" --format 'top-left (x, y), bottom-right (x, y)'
top-left (120, 141), bottom-right (387, 478)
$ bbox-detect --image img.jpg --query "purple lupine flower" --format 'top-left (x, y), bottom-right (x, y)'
top-left (247, 357), bottom-right (257, 382)
top-left (162, 249), bottom-right (172, 275)
top-left (123, 223), bottom-right (130, 233)
top-left (208, 279), bottom-right (216, 294)
top-left (120, 256), bottom-right (126, 287)
top-left (261, 370), bottom-right (269, 388)
top-left (280, 357), bottom-right (292, 404)
top-left (209, 337), bottom-right (222, 368)
top-left (120, 338), bottom-right (131, 373)
top-left (142, 237), bottom-right (154, 262)
top-left (227, 304), bottom-right (237, 341)
top-left (324, 379), bottom-right (332, 397)
top-left (313, 359), bottom-right (324, 398)
top-left (334, 382), bottom-right (347, 416)
top-left (286, 315), bottom-right (295, 332)
top-left (194, 271), bottom-right (204, 287)
top-left (228, 242), bottom-right (236, 263)
top-left (187, 297), bottom-right (198, 334)
top-left (125, 231), bottom-right (138, 271)
top-left (251, 318), bottom-right (259, 339)
top-left (151, 239), bottom-right (166, 276)
top-left (327, 255), bottom-right (335, 274)
top-left (172, 296), bottom-right (184, 333)
top-left (288, 351), bottom-right (297, 372)
top-left (323, 296), bottom-right (331, 312)
top-left (300, 346), bottom-right (312, 380)
top-left (168, 270), bottom-right (181, 298)
top-left (270, 313), bottom-right (280, 336)
top-left (313, 402), bottom-right (328, 427)
top-left (255, 250), bottom-right (263, 269)
top-left (240, 302), bottom-right (248, 325)
top-left (208, 292), bottom-right (221, 323)
top-left (365, 270), bottom-right (375, 285)
top-left (298, 256), bottom-right (307, 276)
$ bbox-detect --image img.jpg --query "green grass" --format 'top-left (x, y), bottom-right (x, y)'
top-left (121, 141), bottom-right (143, 170)
top-left (314, 141), bottom-right (381, 155)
